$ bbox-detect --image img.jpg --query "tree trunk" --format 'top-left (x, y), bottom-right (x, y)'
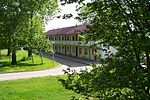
top-left (133, 47), bottom-right (142, 70)
top-left (0, 49), bottom-right (1, 63)
top-left (31, 54), bottom-right (34, 63)
top-left (39, 51), bottom-right (43, 64)
top-left (0, 49), bottom-right (1, 57)
top-left (145, 48), bottom-right (150, 95)
top-left (28, 49), bottom-right (32, 58)
top-left (11, 50), bottom-right (17, 65)
top-left (7, 48), bottom-right (11, 56)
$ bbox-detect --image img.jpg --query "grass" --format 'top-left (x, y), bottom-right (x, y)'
top-left (0, 49), bottom-right (59, 73)
top-left (0, 76), bottom-right (81, 100)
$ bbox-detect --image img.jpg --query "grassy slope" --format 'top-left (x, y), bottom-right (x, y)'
top-left (0, 50), bottom-right (59, 73)
top-left (0, 76), bottom-right (80, 100)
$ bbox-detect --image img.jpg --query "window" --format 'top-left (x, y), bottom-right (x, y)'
top-left (75, 35), bottom-right (78, 41)
top-left (84, 48), bottom-right (88, 55)
top-left (59, 46), bottom-right (61, 50)
top-left (62, 46), bottom-right (64, 52)
top-left (59, 36), bottom-right (61, 40)
top-left (79, 48), bottom-right (82, 54)
top-left (62, 36), bottom-right (64, 40)
top-left (62, 46), bottom-right (64, 50)
top-left (72, 47), bottom-right (75, 53)
top-left (92, 49), bottom-right (97, 55)
top-left (52, 36), bottom-right (54, 40)
top-left (67, 36), bottom-right (70, 40)
top-left (55, 36), bottom-right (57, 40)
top-left (72, 36), bottom-right (75, 41)
top-left (67, 47), bottom-right (70, 52)
top-left (55, 46), bottom-right (57, 50)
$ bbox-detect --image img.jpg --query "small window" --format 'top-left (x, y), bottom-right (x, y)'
top-left (72, 47), bottom-right (75, 53)
top-left (67, 36), bottom-right (70, 40)
top-left (75, 35), bottom-right (78, 41)
top-left (62, 46), bottom-right (64, 50)
top-left (59, 36), bottom-right (61, 40)
top-left (55, 36), bottom-right (57, 40)
top-left (67, 47), bottom-right (70, 52)
top-left (59, 46), bottom-right (61, 50)
top-left (72, 36), bottom-right (75, 41)
top-left (62, 36), bottom-right (64, 40)
top-left (79, 48), bottom-right (82, 54)
top-left (84, 48), bottom-right (88, 55)
top-left (54, 45), bottom-right (56, 49)
top-left (92, 49), bottom-right (97, 55)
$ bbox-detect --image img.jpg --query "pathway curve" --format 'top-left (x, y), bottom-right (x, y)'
top-left (0, 52), bottom-right (95, 81)
top-left (0, 65), bottom-right (92, 81)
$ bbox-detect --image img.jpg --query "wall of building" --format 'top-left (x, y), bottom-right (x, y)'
top-left (49, 34), bottom-right (117, 61)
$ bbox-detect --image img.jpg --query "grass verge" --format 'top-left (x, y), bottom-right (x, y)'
top-left (0, 76), bottom-right (81, 100)
top-left (0, 49), bottom-right (59, 73)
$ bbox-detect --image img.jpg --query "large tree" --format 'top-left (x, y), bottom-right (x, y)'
top-left (0, 0), bottom-right (58, 65)
top-left (60, 0), bottom-right (150, 99)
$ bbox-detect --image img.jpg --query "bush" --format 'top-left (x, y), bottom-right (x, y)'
top-left (59, 53), bottom-right (150, 100)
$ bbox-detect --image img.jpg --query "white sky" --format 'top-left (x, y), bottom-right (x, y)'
top-left (45, 3), bottom-right (80, 31)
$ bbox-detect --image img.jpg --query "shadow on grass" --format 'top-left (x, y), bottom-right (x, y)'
top-left (0, 61), bottom-right (9, 67)
top-left (17, 63), bottom-right (42, 66)
top-left (0, 55), bottom-right (9, 59)
top-left (0, 62), bottom-right (42, 68)
top-left (0, 60), bottom-right (43, 72)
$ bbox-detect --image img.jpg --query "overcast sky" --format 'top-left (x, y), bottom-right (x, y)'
top-left (45, 3), bottom-right (80, 31)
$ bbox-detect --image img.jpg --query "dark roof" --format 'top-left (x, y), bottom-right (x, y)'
top-left (46, 25), bottom-right (86, 36)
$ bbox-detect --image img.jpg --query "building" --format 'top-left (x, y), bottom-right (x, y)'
top-left (46, 25), bottom-right (117, 61)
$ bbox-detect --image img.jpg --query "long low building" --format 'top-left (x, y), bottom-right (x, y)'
top-left (46, 25), bottom-right (117, 61)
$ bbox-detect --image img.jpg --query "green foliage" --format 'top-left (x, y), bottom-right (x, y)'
top-left (60, 56), bottom-right (150, 99)
top-left (59, 0), bottom-right (150, 99)
top-left (0, 0), bottom-right (58, 64)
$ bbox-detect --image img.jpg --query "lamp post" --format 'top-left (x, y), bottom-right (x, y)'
top-left (93, 51), bottom-right (96, 64)
top-left (52, 41), bottom-right (55, 67)
top-left (52, 52), bottom-right (55, 67)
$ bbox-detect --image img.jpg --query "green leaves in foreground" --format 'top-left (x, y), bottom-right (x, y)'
top-left (60, 55), bottom-right (150, 99)
top-left (59, 0), bottom-right (150, 99)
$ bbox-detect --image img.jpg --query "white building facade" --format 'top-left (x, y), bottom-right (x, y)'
top-left (46, 25), bottom-right (117, 61)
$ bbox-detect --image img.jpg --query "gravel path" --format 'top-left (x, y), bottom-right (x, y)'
top-left (0, 53), bottom-right (94, 81)
top-left (0, 65), bottom-right (92, 81)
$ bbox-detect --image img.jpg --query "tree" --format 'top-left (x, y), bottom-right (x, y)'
top-left (59, 0), bottom-right (150, 99)
top-left (0, 0), bottom-right (58, 65)
top-left (22, 15), bottom-right (53, 63)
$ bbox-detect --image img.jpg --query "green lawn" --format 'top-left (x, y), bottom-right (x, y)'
top-left (0, 49), bottom-right (59, 73)
top-left (0, 76), bottom-right (81, 100)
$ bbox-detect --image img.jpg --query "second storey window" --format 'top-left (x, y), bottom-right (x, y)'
top-left (55, 36), bottom-right (57, 40)
top-left (59, 36), bottom-right (61, 40)
top-left (72, 36), bottom-right (74, 41)
top-left (67, 36), bottom-right (70, 40)
top-left (62, 36), bottom-right (64, 40)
